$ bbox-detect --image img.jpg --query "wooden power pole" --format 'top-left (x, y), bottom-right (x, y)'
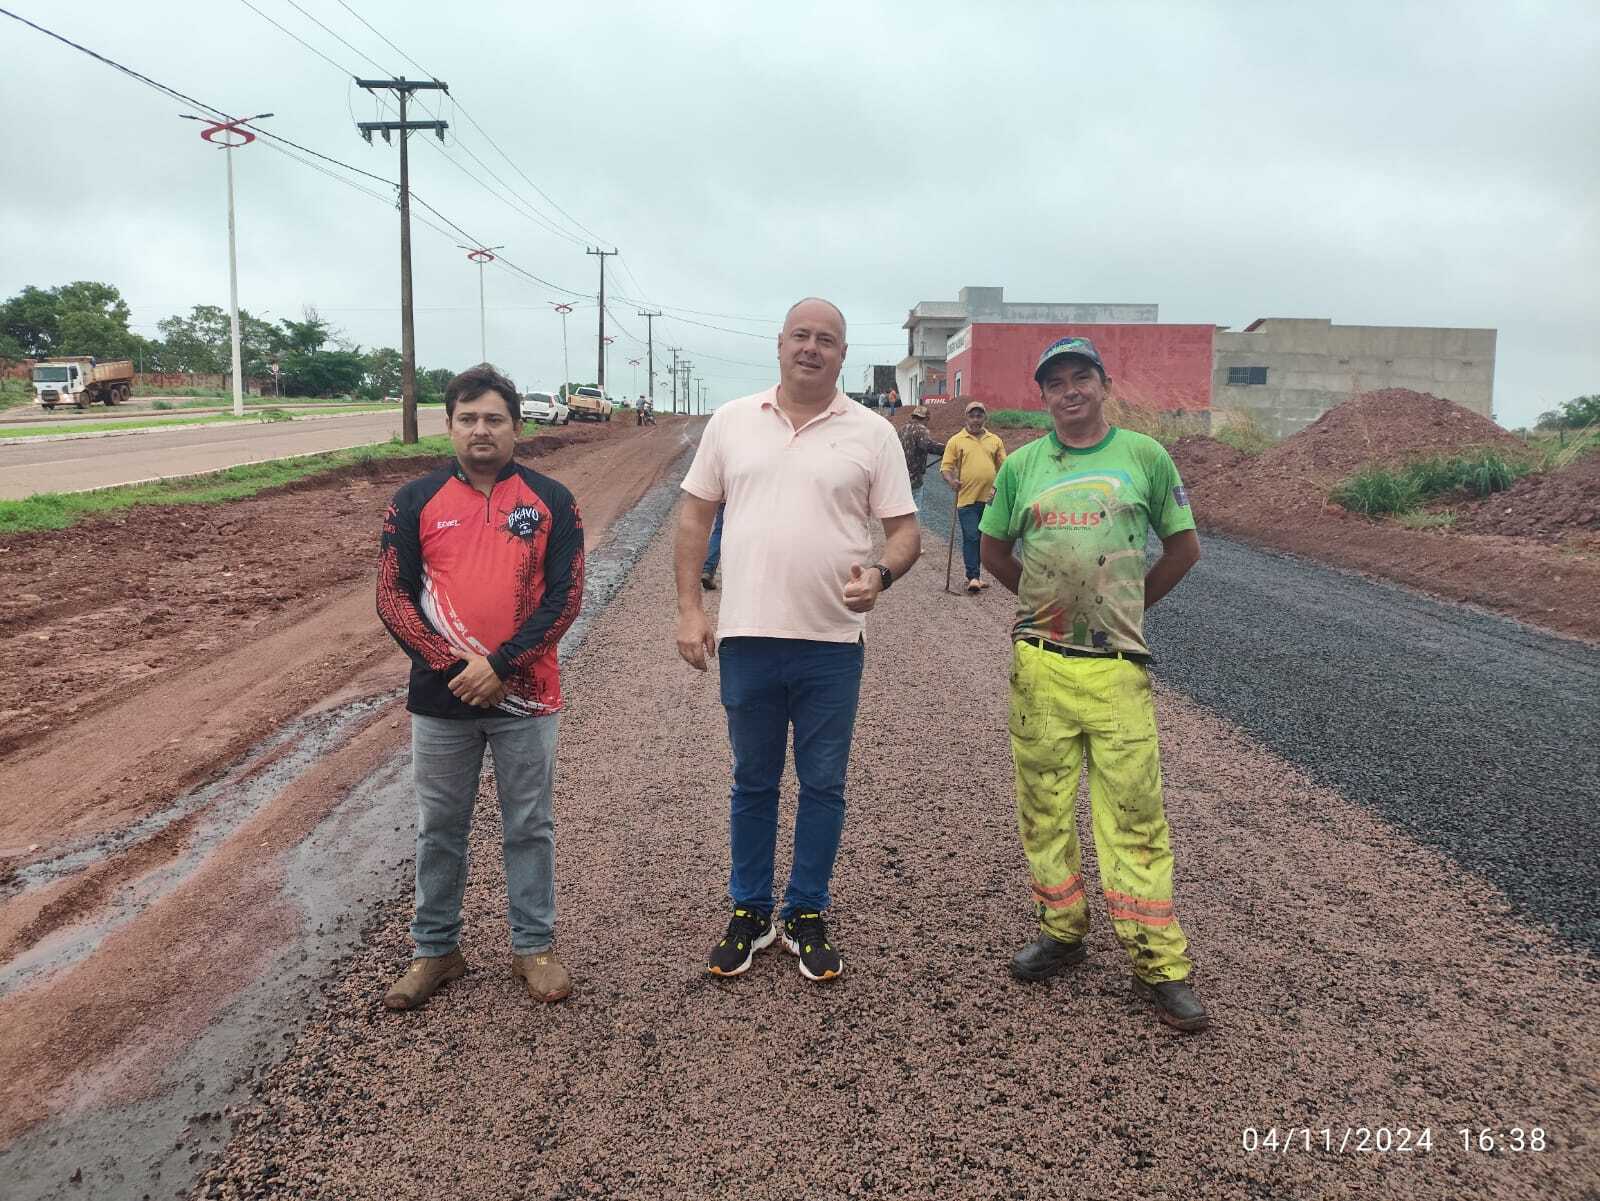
top-left (637, 308), bottom-right (660, 407)
top-left (586, 247), bottom-right (617, 393)
top-left (356, 77), bottom-right (448, 444)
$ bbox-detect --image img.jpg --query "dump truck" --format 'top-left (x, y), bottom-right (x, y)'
top-left (32, 357), bottom-right (135, 409)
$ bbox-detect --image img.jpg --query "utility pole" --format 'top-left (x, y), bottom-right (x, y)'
top-left (357, 76), bottom-right (448, 444)
top-left (637, 308), bottom-right (660, 407)
top-left (628, 357), bottom-right (640, 395)
top-left (668, 346), bottom-right (681, 414)
top-left (679, 361), bottom-right (693, 417)
top-left (586, 247), bottom-right (617, 392)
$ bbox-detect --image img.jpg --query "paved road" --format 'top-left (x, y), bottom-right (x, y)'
top-left (0, 410), bottom-right (436, 500)
top-left (920, 471), bottom-right (1600, 952)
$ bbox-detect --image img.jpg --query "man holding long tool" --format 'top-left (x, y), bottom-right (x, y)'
top-left (941, 400), bottom-right (1006, 594)
top-left (674, 297), bottom-right (920, 983)
top-left (978, 336), bottom-right (1208, 1033)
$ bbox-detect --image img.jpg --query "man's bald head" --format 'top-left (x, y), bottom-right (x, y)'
top-left (783, 297), bottom-right (847, 340)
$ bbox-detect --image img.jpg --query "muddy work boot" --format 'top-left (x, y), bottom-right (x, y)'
top-left (383, 950), bottom-right (468, 1011)
top-left (1010, 933), bottom-right (1088, 981)
top-left (511, 950), bottom-right (572, 1003)
top-left (1131, 975), bottom-right (1209, 1033)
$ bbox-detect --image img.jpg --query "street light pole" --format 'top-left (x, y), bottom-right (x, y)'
top-left (603, 335), bottom-right (616, 397)
top-left (182, 111), bottom-right (272, 418)
top-left (553, 303), bottom-right (574, 397)
top-left (459, 245), bottom-right (504, 363)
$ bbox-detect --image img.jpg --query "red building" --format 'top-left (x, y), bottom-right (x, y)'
top-left (943, 322), bottom-right (1216, 413)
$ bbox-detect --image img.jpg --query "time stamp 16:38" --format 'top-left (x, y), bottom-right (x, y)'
top-left (1241, 1127), bottom-right (1549, 1154)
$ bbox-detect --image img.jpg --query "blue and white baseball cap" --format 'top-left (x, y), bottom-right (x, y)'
top-left (1033, 336), bottom-right (1106, 382)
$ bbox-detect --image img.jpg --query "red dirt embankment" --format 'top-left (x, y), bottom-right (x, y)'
top-left (0, 416), bottom-right (695, 1147)
top-left (1169, 389), bottom-right (1599, 642)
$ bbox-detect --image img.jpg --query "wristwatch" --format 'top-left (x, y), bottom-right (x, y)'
top-left (873, 563), bottom-right (894, 591)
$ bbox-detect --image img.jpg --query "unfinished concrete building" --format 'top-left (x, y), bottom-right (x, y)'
top-left (1213, 318), bottom-right (1497, 438)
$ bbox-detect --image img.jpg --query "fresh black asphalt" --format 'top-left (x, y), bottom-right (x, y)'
top-left (918, 470), bottom-right (1600, 954)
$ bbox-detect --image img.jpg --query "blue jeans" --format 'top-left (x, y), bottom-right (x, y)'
top-left (410, 712), bottom-right (559, 957)
top-left (958, 501), bottom-right (987, 580)
top-left (702, 503), bottom-right (725, 577)
top-left (719, 637), bottom-right (864, 918)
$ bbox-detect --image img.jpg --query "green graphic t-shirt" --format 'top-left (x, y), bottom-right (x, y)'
top-left (978, 427), bottom-right (1194, 657)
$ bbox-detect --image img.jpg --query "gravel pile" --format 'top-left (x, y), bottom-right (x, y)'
top-left (195, 507), bottom-right (1600, 1199)
top-left (1458, 451), bottom-right (1600, 541)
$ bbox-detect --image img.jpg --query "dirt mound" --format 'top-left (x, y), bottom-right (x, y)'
top-left (1263, 388), bottom-right (1525, 482)
top-left (1169, 435), bottom-right (1247, 480)
top-left (1458, 452), bottom-right (1600, 541)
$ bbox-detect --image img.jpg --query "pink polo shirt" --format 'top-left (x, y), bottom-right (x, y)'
top-left (682, 387), bottom-right (917, 643)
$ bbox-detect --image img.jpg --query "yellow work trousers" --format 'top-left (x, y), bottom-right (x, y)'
top-left (1008, 641), bottom-right (1193, 983)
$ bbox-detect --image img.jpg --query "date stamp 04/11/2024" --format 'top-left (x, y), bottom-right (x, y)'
top-left (1240, 1126), bottom-right (1550, 1155)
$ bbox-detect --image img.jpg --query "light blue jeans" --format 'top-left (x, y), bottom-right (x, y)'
top-left (410, 712), bottom-right (559, 957)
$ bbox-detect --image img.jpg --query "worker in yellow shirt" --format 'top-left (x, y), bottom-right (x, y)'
top-left (941, 400), bottom-right (1007, 593)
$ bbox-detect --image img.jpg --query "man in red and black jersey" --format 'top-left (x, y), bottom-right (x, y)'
top-left (376, 364), bottom-right (584, 1011)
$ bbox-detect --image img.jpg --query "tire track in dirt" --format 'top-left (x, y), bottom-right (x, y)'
top-left (0, 419), bottom-right (698, 1199)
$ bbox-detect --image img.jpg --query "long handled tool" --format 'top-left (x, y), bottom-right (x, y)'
top-left (943, 448), bottom-right (963, 593)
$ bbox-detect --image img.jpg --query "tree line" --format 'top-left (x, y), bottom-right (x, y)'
top-left (0, 281), bottom-right (456, 400)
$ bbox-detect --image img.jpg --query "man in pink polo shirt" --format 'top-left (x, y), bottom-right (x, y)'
top-left (675, 297), bottom-right (921, 983)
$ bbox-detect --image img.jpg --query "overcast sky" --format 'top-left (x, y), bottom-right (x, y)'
top-left (3, 0), bottom-right (1595, 426)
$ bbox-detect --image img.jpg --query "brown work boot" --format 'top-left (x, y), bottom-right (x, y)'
top-left (383, 949), bottom-right (467, 1011)
top-left (511, 950), bottom-right (572, 1003)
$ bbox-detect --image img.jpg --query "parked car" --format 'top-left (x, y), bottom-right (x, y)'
top-left (521, 390), bottom-right (570, 425)
top-left (567, 386), bottom-right (614, 422)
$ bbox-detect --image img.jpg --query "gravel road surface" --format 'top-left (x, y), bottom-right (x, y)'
top-left (0, 409), bottom-right (413, 499)
top-left (195, 496), bottom-right (1600, 1200)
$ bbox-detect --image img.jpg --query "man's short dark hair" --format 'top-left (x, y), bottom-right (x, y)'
top-left (445, 364), bottom-right (521, 420)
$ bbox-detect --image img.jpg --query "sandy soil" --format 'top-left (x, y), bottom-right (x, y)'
top-left (0, 417), bottom-right (696, 1152)
top-left (192, 501), bottom-right (1600, 1200)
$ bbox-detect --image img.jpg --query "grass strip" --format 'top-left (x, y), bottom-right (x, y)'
top-left (0, 435), bottom-right (456, 537)
top-left (3, 405), bottom-right (391, 439)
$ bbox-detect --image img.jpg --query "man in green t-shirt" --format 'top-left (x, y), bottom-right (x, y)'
top-left (978, 335), bottom-right (1208, 1033)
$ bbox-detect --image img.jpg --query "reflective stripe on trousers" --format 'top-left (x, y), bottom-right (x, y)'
top-left (1008, 640), bottom-right (1193, 983)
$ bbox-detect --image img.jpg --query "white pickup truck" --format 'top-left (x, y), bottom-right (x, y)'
top-left (33, 357), bottom-right (135, 409)
top-left (520, 390), bottom-right (570, 425)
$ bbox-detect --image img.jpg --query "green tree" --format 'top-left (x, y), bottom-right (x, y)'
top-left (0, 281), bottom-right (137, 359)
top-left (279, 349), bottom-right (366, 397)
top-left (276, 310), bottom-right (334, 355)
top-left (361, 347), bottom-right (404, 399)
top-left (155, 304), bottom-right (281, 375)
top-left (418, 367), bottom-right (453, 404)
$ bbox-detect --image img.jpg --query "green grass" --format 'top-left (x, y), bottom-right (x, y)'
top-left (0, 435), bottom-right (457, 536)
top-left (987, 409), bottom-right (1053, 430)
top-left (1212, 408), bottom-right (1278, 455)
top-left (1, 412), bottom-right (293, 439)
top-left (1331, 451), bottom-right (1533, 517)
top-left (1395, 510), bottom-right (1458, 530)
top-left (0, 379), bottom-right (32, 411)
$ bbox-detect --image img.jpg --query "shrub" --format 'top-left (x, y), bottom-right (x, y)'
top-left (151, 399), bottom-right (174, 410)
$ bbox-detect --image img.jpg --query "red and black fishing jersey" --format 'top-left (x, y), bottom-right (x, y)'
top-left (377, 460), bottom-right (584, 718)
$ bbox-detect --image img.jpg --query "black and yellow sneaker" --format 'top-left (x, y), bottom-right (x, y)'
top-left (707, 906), bottom-right (775, 977)
top-left (781, 912), bottom-right (843, 982)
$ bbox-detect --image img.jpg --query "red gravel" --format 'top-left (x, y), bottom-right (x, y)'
top-left (195, 511), bottom-right (1600, 1200)
top-left (1458, 451), bottom-right (1600, 543)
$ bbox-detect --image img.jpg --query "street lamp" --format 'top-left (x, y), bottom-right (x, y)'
top-left (181, 110), bottom-right (272, 417)
top-left (553, 303), bottom-right (574, 398)
top-left (458, 244), bottom-right (504, 363)
top-left (603, 335), bottom-right (616, 398)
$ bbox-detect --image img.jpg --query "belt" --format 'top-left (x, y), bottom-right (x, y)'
top-left (1019, 635), bottom-right (1151, 666)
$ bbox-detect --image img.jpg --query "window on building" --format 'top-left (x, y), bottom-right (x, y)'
top-left (954, 371), bottom-right (962, 397)
top-left (1227, 366), bottom-right (1268, 386)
